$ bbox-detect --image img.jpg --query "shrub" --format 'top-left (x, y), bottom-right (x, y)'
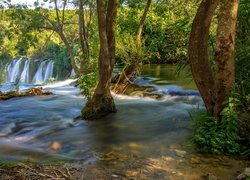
top-left (191, 97), bottom-right (240, 155)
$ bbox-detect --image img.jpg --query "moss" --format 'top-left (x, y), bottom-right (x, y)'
top-left (81, 93), bottom-right (116, 120)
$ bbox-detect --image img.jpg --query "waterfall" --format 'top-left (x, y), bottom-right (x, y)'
top-left (6, 58), bottom-right (23, 82)
top-left (5, 59), bottom-right (55, 84)
top-left (32, 60), bottom-right (46, 83)
top-left (70, 69), bottom-right (76, 78)
top-left (44, 60), bottom-right (54, 82)
top-left (20, 59), bottom-right (31, 83)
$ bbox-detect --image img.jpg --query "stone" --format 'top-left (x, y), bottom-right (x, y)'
top-left (50, 141), bottom-right (62, 151)
top-left (244, 168), bottom-right (250, 176)
top-left (205, 173), bottom-right (218, 180)
top-left (174, 149), bottom-right (187, 158)
top-left (237, 168), bottom-right (250, 180)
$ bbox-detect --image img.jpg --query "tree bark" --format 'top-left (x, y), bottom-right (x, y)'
top-left (79, 0), bottom-right (86, 66)
top-left (136, 0), bottom-right (152, 44)
top-left (189, 0), bottom-right (239, 119)
top-left (59, 31), bottom-right (79, 75)
top-left (81, 0), bottom-right (118, 120)
top-left (78, 0), bottom-right (91, 74)
top-left (189, 0), bottom-right (219, 115)
top-left (213, 0), bottom-right (239, 118)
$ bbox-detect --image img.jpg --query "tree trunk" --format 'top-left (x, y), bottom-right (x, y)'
top-left (136, 0), bottom-right (152, 44)
top-left (59, 31), bottom-right (79, 75)
top-left (189, 0), bottom-right (239, 119)
top-left (81, 0), bottom-right (117, 120)
top-left (79, 0), bottom-right (86, 66)
top-left (112, 0), bottom-right (152, 90)
top-left (78, 0), bottom-right (91, 74)
top-left (189, 0), bottom-right (219, 115)
top-left (213, 0), bottom-right (239, 118)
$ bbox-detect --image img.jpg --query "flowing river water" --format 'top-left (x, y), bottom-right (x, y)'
top-left (0, 64), bottom-right (249, 179)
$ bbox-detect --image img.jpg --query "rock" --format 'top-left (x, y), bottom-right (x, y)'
top-left (26, 87), bottom-right (44, 95)
top-left (130, 91), bottom-right (145, 97)
top-left (205, 173), bottom-right (218, 180)
top-left (128, 142), bottom-right (143, 149)
top-left (111, 174), bottom-right (119, 178)
top-left (237, 168), bottom-right (250, 180)
top-left (0, 88), bottom-right (52, 100)
top-left (174, 149), bottom-right (187, 158)
top-left (50, 141), bottom-right (62, 151)
top-left (190, 157), bottom-right (202, 164)
top-left (244, 168), bottom-right (250, 176)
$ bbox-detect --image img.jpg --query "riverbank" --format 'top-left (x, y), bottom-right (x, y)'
top-left (1, 153), bottom-right (249, 179)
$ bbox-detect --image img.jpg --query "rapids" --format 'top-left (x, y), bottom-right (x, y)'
top-left (0, 65), bottom-right (202, 161)
top-left (0, 64), bottom-right (248, 179)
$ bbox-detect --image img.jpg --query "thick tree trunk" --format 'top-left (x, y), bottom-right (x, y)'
top-left (189, 0), bottom-right (219, 115)
top-left (189, 0), bottom-right (239, 119)
top-left (213, 0), bottom-right (239, 118)
top-left (81, 0), bottom-right (117, 120)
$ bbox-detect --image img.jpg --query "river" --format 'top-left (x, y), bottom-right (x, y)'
top-left (0, 64), bottom-right (248, 179)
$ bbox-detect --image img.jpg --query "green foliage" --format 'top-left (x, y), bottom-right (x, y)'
top-left (116, 33), bottom-right (145, 65)
top-left (45, 43), bottom-right (72, 79)
top-left (235, 0), bottom-right (250, 111)
top-left (116, 1), bottom-right (201, 64)
top-left (78, 72), bottom-right (98, 99)
top-left (191, 98), bottom-right (240, 155)
top-left (48, 77), bottom-right (55, 84)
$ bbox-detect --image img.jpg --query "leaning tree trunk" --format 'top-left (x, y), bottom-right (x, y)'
top-left (189, 0), bottom-right (219, 115)
top-left (213, 0), bottom-right (239, 118)
top-left (136, 0), bottom-right (152, 44)
top-left (81, 0), bottom-right (117, 120)
top-left (59, 31), bottom-right (79, 76)
top-left (112, 0), bottom-right (152, 93)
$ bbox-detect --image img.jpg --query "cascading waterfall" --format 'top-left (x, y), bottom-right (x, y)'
top-left (7, 58), bottom-right (23, 82)
top-left (44, 60), bottom-right (54, 82)
top-left (32, 60), bottom-right (47, 83)
top-left (70, 69), bottom-right (76, 77)
top-left (5, 59), bottom-right (55, 84)
top-left (20, 58), bottom-right (31, 83)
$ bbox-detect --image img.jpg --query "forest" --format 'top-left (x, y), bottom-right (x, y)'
top-left (0, 0), bottom-right (249, 179)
